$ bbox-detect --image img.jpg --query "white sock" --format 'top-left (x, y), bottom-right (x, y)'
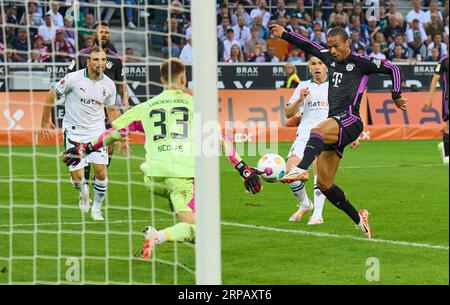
top-left (289, 181), bottom-right (310, 207)
top-left (312, 175), bottom-right (325, 218)
top-left (157, 230), bottom-right (167, 244)
top-left (72, 178), bottom-right (89, 197)
top-left (93, 178), bottom-right (107, 211)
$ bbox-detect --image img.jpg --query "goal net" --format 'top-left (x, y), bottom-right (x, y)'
top-left (0, 0), bottom-right (219, 285)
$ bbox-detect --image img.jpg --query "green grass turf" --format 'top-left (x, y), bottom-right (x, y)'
top-left (0, 140), bottom-right (448, 284)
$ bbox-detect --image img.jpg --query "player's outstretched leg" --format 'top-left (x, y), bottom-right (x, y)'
top-left (142, 222), bottom-right (196, 260)
top-left (316, 151), bottom-right (372, 238)
top-left (282, 119), bottom-right (340, 183)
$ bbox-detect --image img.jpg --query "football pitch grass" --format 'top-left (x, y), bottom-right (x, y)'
top-left (0, 140), bottom-right (448, 285)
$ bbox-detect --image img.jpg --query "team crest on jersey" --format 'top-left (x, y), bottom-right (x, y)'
top-left (60, 79), bottom-right (65, 85)
top-left (346, 63), bottom-right (355, 71)
top-left (106, 60), bottom-right (113, 69)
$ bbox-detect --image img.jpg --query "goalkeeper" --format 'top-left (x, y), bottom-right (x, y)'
top-left (62, 58), bottom-right (262, 260)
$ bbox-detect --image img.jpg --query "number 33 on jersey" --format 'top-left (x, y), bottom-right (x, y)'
top-left (112, 89), bottom-right (195, 178)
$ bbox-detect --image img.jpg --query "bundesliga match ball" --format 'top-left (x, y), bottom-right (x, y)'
top-left (256, 153), bottom-right (286, 183)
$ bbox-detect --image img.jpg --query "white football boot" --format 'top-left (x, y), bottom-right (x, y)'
top-left (356, 209), bottom-right (373, 239)
top-left (91, 209), bottom-right (104, 221)
top-left (289, 200), bottom-right (313, 222)
top-left (78, 194), bottom-right (91, 214)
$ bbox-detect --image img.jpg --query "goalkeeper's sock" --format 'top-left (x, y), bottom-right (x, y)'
top-left (322, 184), bottom-right (360, 224)
top-left (161, 223), bottom-right (196, 243)
top-left (298, 133), bottom-right (324, 170)
top-left (444, 132), bottom-right (449, 157)
top-left (289, 180), bottom-right (310, 207)
top-left (93, 178), bottom-right (108, 211)
top-left (312, 175), bottom-right (325, 218)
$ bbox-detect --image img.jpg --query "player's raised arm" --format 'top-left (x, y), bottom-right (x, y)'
top-left (362, 57), bottom-right (407, 111)
top-left (285, 86), bottom-right (309, 119)
top-left (269, 24), bottom-right (329, 62)
top-left (221, 134), bottom-right (262, 194)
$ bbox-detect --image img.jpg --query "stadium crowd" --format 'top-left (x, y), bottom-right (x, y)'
top-left (0, 0), bottom-right (448, 64)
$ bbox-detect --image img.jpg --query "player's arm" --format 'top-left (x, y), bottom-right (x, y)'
top-left (285, 87), bottom-right (309, 119)
top-left (269, 24), bottom-right (330, 62)
top-left (363, 58), bottom-right (407, 111)
top-left (221, 134), bottom-right (262, 194)
top-left (423, 61), bottom-right (444, 110)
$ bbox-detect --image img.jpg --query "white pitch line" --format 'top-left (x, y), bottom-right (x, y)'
top-left (0, 219), bottom-right (447, 251)
top-left (0, 163), bottom-right (446, 179)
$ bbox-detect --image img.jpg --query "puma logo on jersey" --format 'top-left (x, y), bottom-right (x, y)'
top-left (80, 88), bottom-right (86, 93)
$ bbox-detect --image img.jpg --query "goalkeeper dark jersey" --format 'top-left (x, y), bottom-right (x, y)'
top-left (281, 31), bottom-right (403, 118)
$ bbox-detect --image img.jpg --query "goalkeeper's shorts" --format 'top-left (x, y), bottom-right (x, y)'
top-left (143, 176), bottom-right (195, 214)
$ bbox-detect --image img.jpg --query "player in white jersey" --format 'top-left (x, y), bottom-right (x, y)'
top-left (285, 56), bottom-right (329, 225)
top-left (40, 48), bottom-right (119, 221)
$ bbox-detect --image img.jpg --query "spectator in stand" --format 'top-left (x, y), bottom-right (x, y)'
top-left (9, 29), bottom-right (30, 62)
top-left (223, 28), bottom-right (241, 60)
top-left (424, 0), bottom-right (444, 24)
top-left (287, 47), bottom-right (305, 63)
top-left (276, 15), bottom-right (288, 29)
top-left (6, 2), bottom-right (18, 24)
top-left (64, 16), bottom-right (76, 48)
top-left (217, 2), bottom-right (230, 26)
top-left (443, 0), bottom-right (449, 20)
top-left (392, 45), bottom-right (412, 63)
top-left (225, 44), bottom-right (245, 62)
top-left (426, 12), bottom-right (445, 41)
top-left (266, 31), bottom-right (289, 61)
top-left (267, 45), bottom-right (280, 62)
top-left (313, 8), bottom-right (328, 32)
top-left (244, 27), bottom-right (267, 56)
top-left (253, 15), bottom-right (270, 40)
top-left (282, 62), bottom-right (300, 88)
top-left (28, 49), bottom-right (42, 63)
top-left (426, 46), bottom-right (442, 61)
top-left (171, 0), bottom-right (190, 34)
top-left (38, 13), bottom-right (57, 46)
top-left (349, 2), bottom-right (365, 23)
top-left (233, 15), bottom-right (252, 47)
top-left (5, 3), bottom-right (18, 44)
top-left (406, 19), bottom-right (428, 44)
top-left (286, 14), bottom-right (299, 33)
top-left (348, 15), bottom-right (370, 45)
top-left (406, 0), bottom-right (428, 27)
top-left (374, 31), bottom-right (390, 57)
top-left (179, 32), bottom-right (193, 64)
top-left (367, 16), bottom-right (382, 43)
top-left (83, 36), bottom-right (95, 49)
top-left (445, 16), bottom-right (449, 37)
top-left (113, 0), bottom-right (149, 30)
top-left (408, 33), bottom-right (428, 61)
top-left (427, 33), bottom-right (448, 58)
top-left (291, 0), bottom-right (312, 30)
top-left (218, 16), bottom-right (231, 42)
top-left (368, 42), bottom-right (387, 60)
top-left (79, 13), bottom-right (96, 47)
top-left (218, 38), bottom-right (225, 62)
top-left (387, 1), bottom-right (403, 21)
top-left (54, 28), bottom-right (75, 62)
top-left (328, 13), bottom-right (350, 36)
top-left (33, 34), bottom-right (50, 62)
top-left (271, 0), bottom-right (288, 21)
top-left (250, 0), bottom-right (271, 28)
top-left (310, 22), bottom-right (327, 47)
top-left (350, 30), bottom-right (367, 53)
top-left (328, 2), bottom-right (350, 27)
top-left (247, 43), bottom-right (272, 62)
top-left (232, 3), bottom-right (252, 27)
top-left (384, 14), bottom-right (405, 44)
top-left (124, 47), bottom-right (144, 62)
top-left (378, 5), bottom-right (389, 32)
top-left (388, 33), bottom-right (409, 60)
top-left (48, 1), bottom-right (64, 28)
top-left (19, 0), bottom-right (44, 36)
top-left (162, 18), bottom-right (184, 58)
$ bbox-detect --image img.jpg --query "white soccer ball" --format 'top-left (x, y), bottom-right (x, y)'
top-left (256, 153), bottom-right (286, 183)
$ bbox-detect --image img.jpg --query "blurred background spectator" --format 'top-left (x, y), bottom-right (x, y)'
top-left (282, 62), bottom-right (300, 88)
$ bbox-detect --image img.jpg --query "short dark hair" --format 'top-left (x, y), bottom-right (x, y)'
top-left (327, 26), bottom-right (349, 41)
top-left (160, 58), bottom-right (185, 82)
top-left (88, 47), bottom-right (105, 56)
top-left (93, 21), bottom-right (110, 29)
